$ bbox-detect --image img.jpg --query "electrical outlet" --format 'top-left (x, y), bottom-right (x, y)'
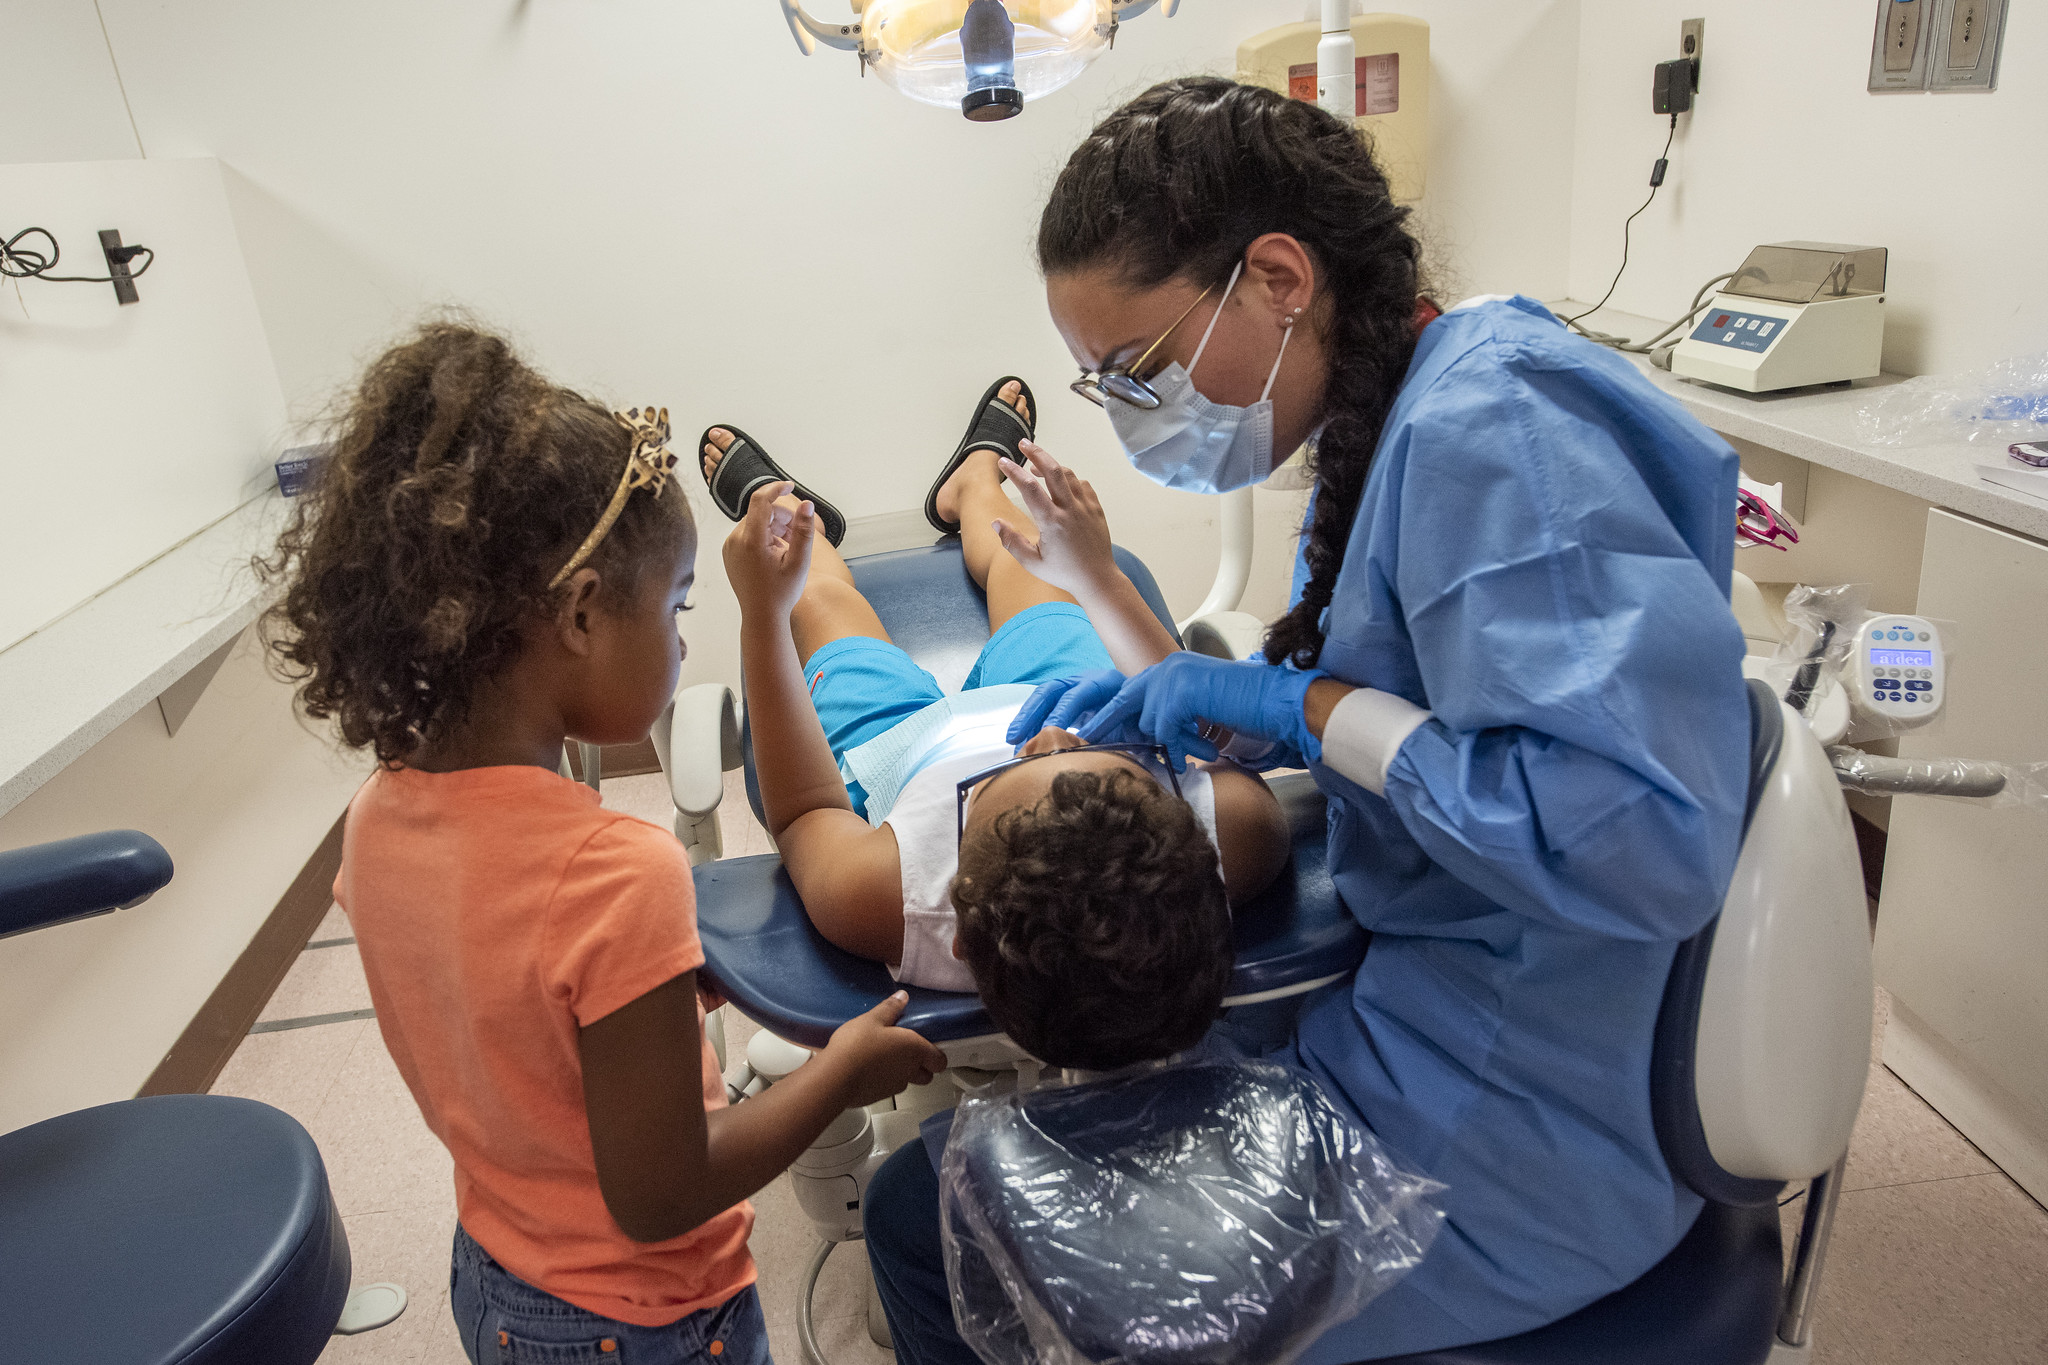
top-left (1680, 18), bottom-right (1704, 92)
top-left (98, 228), bottom-right (140, 305)
top-left (1869, 0), bottom-right (1935, 91)
top-left (1928, 0), bottom-right (2006, 91)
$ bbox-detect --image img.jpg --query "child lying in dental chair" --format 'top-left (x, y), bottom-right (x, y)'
top-left (704, 379), bottom-right (1288, 1068)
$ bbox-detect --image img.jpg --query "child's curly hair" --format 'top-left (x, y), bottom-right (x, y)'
top-left (257, 321), bottom-right (694, 765)
top-left (951, 767), bottom-right (1232, 1071)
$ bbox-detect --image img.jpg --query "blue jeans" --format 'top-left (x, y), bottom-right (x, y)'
top-left (450, 1224), bottom-right (772, 1365)
top-left (863, 1142), bottom-right (981, 1365)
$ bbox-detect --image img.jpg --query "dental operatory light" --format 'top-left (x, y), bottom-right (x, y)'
top-left (777, 0), bottom-right (1182, 122)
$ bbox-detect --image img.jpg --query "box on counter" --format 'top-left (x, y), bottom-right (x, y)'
top-left (275, 444), bottom-right (334, 497)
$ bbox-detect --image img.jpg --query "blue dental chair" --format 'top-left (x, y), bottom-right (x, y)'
top-left (671, 541), bottom-right (1370, 1061)
top-left (659, 540), bottom-right (1873, 1365)
top-left (0, 831), bottom-right (354, 1364)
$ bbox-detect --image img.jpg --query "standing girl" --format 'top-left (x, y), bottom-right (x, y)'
top-left (261, 323), bottom-right (942, 1364)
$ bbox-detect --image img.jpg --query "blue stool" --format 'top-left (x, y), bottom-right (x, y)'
top-left (0, 831), bottom-right (356, 1364)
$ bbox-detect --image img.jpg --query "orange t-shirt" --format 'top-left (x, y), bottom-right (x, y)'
top-left (334, 764), bottom-right (753, 1327)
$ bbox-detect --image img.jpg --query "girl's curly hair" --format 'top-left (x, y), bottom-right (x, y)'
top-left (1038, 76), bottom-right (1424, 668)
top-left (951, 767), bottom-right (1232, 1071)
top-left (256, 321), bottom-right (693, 765)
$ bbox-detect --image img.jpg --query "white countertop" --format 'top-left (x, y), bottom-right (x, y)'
top-left (1556, 302), bottom-right (2048, 545)
top-left (0, 492), bottom-right (289, 819)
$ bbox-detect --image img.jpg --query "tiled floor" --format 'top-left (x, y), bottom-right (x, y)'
top-left (211, 770), bottom-right (2048, 1364)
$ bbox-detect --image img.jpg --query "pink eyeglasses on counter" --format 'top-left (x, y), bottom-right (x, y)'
top-left (1737, 487), bottom-right (1799, 552)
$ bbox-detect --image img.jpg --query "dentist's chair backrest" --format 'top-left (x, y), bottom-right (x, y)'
top-left (1652, 678), bottom-right (1874, 1204)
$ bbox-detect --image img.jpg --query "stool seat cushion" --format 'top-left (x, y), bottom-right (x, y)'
top-left (1363, 1200), bottom-right (1782, 1365)
top-left (0, 1093), bottom-right (350, 1365)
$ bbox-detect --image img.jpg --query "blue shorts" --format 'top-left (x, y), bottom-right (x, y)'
top-left (803, 602), bottom-right (1114, 814)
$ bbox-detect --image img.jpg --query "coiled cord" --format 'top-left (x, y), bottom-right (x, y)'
top-left (1, 226), bottom-right (154, 285)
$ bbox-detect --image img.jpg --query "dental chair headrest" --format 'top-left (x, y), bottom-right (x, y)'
top-left (939, 1058), bottom-right (1443, 1365)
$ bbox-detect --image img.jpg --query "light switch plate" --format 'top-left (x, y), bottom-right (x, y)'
top-left (1869, 0), bottom-right (1933, 90)
top-left (1927, 0), bottom-right (2006, 91)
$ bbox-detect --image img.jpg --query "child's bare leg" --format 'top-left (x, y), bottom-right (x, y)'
top-left (703, 430), bottom-right (884, 663)
top-left (932, 384), bottom-right (1074, 634)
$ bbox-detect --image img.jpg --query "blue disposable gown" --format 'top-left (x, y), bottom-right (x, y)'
top-left (1280, 297), bottom-right (1750, 1358)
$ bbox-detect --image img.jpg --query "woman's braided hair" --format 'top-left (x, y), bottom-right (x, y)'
top-left (256, 320), bottom-right (693, 765)
top-left (1038, 76), bottom-right (1422, 667)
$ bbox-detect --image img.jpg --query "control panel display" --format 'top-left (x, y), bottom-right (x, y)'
top-left (1855, 617), bottom-right (1944, 727)
top-left (1689, 310), bottom-right (1784, 354)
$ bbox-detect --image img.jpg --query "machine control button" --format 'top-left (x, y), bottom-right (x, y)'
top-left (1871, 630), bottom-right (1885, 640)
top-left (1907, 680), bottom-right (1931, 690)
top-left (1918, 632), bottom-right (1931, 641)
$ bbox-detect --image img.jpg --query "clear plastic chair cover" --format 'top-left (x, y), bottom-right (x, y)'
top-left (940, 1058), bottom-right (1444, 1365)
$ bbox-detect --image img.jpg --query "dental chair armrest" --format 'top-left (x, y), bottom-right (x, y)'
top-left (1826, 746), bottom-right (2009, 799)
top-left (1180, 610), bottom-right (1267, 662)
top-left (653, 684), bottom-right (742, 818)
top-left (0, 831), bottom-right (174, 940)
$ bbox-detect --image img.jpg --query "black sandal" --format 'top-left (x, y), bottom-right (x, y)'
top-left (924, 377), bottom-right (1036, 536)
top-left (698, 424), bottom-right (846, 547)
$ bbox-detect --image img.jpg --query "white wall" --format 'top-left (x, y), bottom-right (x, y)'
top-left (0, 159), bottom-right (287, 652)
top-left (1567, 1), bottom-right (2048, 376)
top-left (0, 630), bottom-right (370, 1133)
top-left (0, 0), bottom-right (141, 162)
top-left (72, 0), bottom-right (1581, 680)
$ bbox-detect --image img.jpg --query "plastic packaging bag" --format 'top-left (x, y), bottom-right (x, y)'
top-left (940, 1058), bottom-right (1444, 1365)
top-left (1856, 350), bottom-right (2048, 447)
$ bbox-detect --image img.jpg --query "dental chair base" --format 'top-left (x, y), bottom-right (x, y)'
top-left (725, 1029), bottom-right (946, 1365)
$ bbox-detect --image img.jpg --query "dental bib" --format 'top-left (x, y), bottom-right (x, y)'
top-left (841, 684), bottom-right (1037, 824)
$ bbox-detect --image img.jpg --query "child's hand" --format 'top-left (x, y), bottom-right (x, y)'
top-left (995, 441), bottom-right (1119, 595)
top-left (818, 991), bottom-right (947, 1108)
top-left (722, 481), bottom-right (815, 624)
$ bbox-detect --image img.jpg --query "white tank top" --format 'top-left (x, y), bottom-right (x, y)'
top-left (859, 698), bottom-right (1219, 994)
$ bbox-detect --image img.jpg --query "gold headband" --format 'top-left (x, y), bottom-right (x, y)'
top-left (547, 406), bottom-right (680, 591)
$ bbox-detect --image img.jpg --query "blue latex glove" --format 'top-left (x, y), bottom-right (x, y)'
top-left (1079, 654), bottom-right (1324, 772)
top-left (1004, 669), bottom-right (1127, 746)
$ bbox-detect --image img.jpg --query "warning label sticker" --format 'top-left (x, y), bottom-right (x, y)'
top-left (1286, 53), bottom-right (1399, 116)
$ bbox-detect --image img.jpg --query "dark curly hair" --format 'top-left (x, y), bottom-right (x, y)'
top-left (951, 767), bottom-right (1232, 1071)
top-left (256, 321), bottom-right (695, 765)
top-left (1038, 76), bottom-right (1423, 668)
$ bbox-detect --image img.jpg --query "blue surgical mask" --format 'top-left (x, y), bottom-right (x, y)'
top-left (1105, 261), bottom-right (1295, 495)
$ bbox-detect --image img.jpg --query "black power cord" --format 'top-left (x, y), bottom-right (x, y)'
top-left (1, 226), bottom-right (155, 285)
top-left (1563, 114), bottom-right (1677, 336)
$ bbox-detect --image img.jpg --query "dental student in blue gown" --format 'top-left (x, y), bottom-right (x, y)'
top-left (859, 76), bottom-right (1751, 1362)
